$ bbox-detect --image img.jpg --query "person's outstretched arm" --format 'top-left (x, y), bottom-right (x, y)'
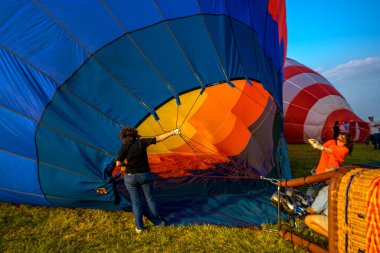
top-left (156, 129), bottom-right (180, 143)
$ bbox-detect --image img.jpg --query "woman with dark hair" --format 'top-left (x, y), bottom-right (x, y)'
top-left (116, 126), bottom-right (180, 233)
top-left (308, 132), bottom-right (353, 174)
top-left (333, 121), bottom-right (340, 140)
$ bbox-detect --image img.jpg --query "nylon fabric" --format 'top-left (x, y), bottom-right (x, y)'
top-left (0, 0), bottom-right (87, 84)
top-left (283, 58), bottom-right (369, 143)
top-left (38, 0), bottom-right (124, 53)
top-left (247, 0), bottom-right (269, 48)
top-left (0, 49), bottom-right (56, 121)
top-left (0, 152), bottom-right (49, 206)
top-left (39, 89), bottom-right (121, 154)
top-left (128, 179), bottom-right (287, 226)
top-left (66, 57), bottom-right (150, 126)
top-left (155, 0), bottom-right (200, 19)
top-left (228, 19), bottom-right (261, 82)
top-left (39, 163), bottom-right (114, 207)
top-left (0, 1), bottom-right (289, 227)
top-left (203, 16), bottom-right (245, 79)
top-left (226, 0), bottom-right (253, 28)
top-left (37, 125), bottom-right (116, 179)
top-left (168, 16), bottom-right (224, 85)
top-left (129, 22), bottom-right (201, 93)
top-left (0, 107), bottom-right (37, 159)
top-left (101, 0), bottom-right (163, 33)
top-left (92, 34), bottom-right (170, 113)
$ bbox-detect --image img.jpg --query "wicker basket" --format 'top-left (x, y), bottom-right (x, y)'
top-left (334, 168), bottom-right (380, 253)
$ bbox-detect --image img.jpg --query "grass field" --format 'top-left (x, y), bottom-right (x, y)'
top-left (1, 143), bottom-right (379, 252)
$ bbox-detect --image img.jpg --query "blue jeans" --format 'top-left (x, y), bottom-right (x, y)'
top-left (370, 133), bottom-right (380, 149)
top-left (124, 172), bottom-right (161, 230)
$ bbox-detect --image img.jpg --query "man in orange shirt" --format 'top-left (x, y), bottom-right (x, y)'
top-left (308, 132), bottom-right (353, 174)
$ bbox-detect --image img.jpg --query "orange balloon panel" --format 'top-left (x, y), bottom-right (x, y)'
top-left (138, 79), bottom-right (273, 178)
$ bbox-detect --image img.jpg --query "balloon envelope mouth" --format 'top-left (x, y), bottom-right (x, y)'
top-left (136, 79), bottom-right (274, 179)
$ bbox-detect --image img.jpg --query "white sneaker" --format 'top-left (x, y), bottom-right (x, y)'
top-left (135, 228), bottom-right (143, 233)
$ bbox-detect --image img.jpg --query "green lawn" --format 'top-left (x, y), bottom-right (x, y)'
top-left (1, 143), bottom-right (378, 252)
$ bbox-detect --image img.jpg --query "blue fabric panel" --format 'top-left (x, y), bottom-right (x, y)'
top-left (167, 192), bottom-right (282, 226)
top-left (152, 179), bottom-right (286, 226)
top-left (39, 163), bottom-right (118, 210)
top-left (278, 40), bottom-right (286, 74)
top-left (267, 109), bottom-right (287, 179)
top-left (225, 0), bottom-right (252, 28)
top-left (0, 49), bottom-right (57, 121)
top-left (199, 0), bottom-right (272, 49)
top-left (248, 38), bottom-right (279, 105)
top-left (248, 0), bottom-right (268, 49)
top-left (38, 0), bottom-right (123, 54)
top-left (39, 89), bottom-right (121, 155)
top-left (273, 71), bottom-right (282, 110)
top-left (228, 19), bottom-right (260, 81)
top-left (202, 16), bottom-right (244, 79)
top-left (0, 152), bottom-right (49, 206)
top-left (95, 35), bottom-right (173, 112)
top-left (0, 107), bottom-right (37, 159)
top-left (198, 0), bottom-right (228, 15)
top-left (168, 16), bottom-right (225, 86)
top-left (279, 142), bottom-right (291, 179)
top-left (264, 59), bottom-right (280, 105)
top-left (130, 22), bottom-right (201, 93)
top-left (0, 1), bottom-right (87, 84)
top-left (258, 58), bottom-right (278, 105)
top-left (155, 0), bottom-right (200, 19)
top-left (264, 15), bottom-right (281, 70)
top-left (66, 58), bottom-right (149, 126)
top-left (102, 0), bottom-right (163, 33)
top-left (37, 125), bottom-right (116, 180)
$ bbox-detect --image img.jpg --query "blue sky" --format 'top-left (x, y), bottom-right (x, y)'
top-left (286, 0), bottom-right (380, 121)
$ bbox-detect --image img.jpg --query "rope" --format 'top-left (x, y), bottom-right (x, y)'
top-left (260, 177), bottom-right (280, 185)
top-left (178, 93), bottom-right (202, 129)
top-left (179, 133), bottom-right (265, 179)
top-left (176, 103), bottom-right (180, 129)
top-left (178, 135), bottom-right (259, 180)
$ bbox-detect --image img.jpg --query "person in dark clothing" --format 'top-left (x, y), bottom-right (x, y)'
top-left (368, 116), bottom-right (380, 149)
top-left (116, 126), bottom-right (180, 233)
top-left (333, 121), bottom-right (340, 140)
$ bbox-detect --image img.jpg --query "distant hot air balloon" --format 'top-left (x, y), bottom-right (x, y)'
top-left (0, 0), bottom-right (289, 226)
top-left (283, 58), bottom-right (369, 144)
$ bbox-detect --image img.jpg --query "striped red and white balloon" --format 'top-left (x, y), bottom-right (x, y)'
top-left (283, 58), bottom-right (369, 144)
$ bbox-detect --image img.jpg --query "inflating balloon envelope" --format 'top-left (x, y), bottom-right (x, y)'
top-left (283, 58), bottom-right (370, 144)
top-left (0, 0), bottom-right (290, 226)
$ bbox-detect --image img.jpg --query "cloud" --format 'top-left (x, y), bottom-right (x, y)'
top-left (321, 57), bottom-right (380, 81)
top-left (319, 57), bottom-right (380, 120)
top-left (314, 66), bottom-right (324, 73)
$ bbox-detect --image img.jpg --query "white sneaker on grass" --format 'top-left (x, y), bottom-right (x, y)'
top-left (135, 227), bottom-right (143, 234)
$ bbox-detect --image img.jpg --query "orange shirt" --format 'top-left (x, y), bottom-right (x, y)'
top-left (315, 140), bottom-right (349, 174)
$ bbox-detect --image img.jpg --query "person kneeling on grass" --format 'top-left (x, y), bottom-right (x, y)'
top-left (304, 184), bottom-right (329, 237)
top-left (303, 165), bottom-right (340, 237)
top-left (116, 126), bottom-right (181, 233)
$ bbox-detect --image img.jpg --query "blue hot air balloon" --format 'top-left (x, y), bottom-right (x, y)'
top-left (0, 0), bottom-right (289, 226)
